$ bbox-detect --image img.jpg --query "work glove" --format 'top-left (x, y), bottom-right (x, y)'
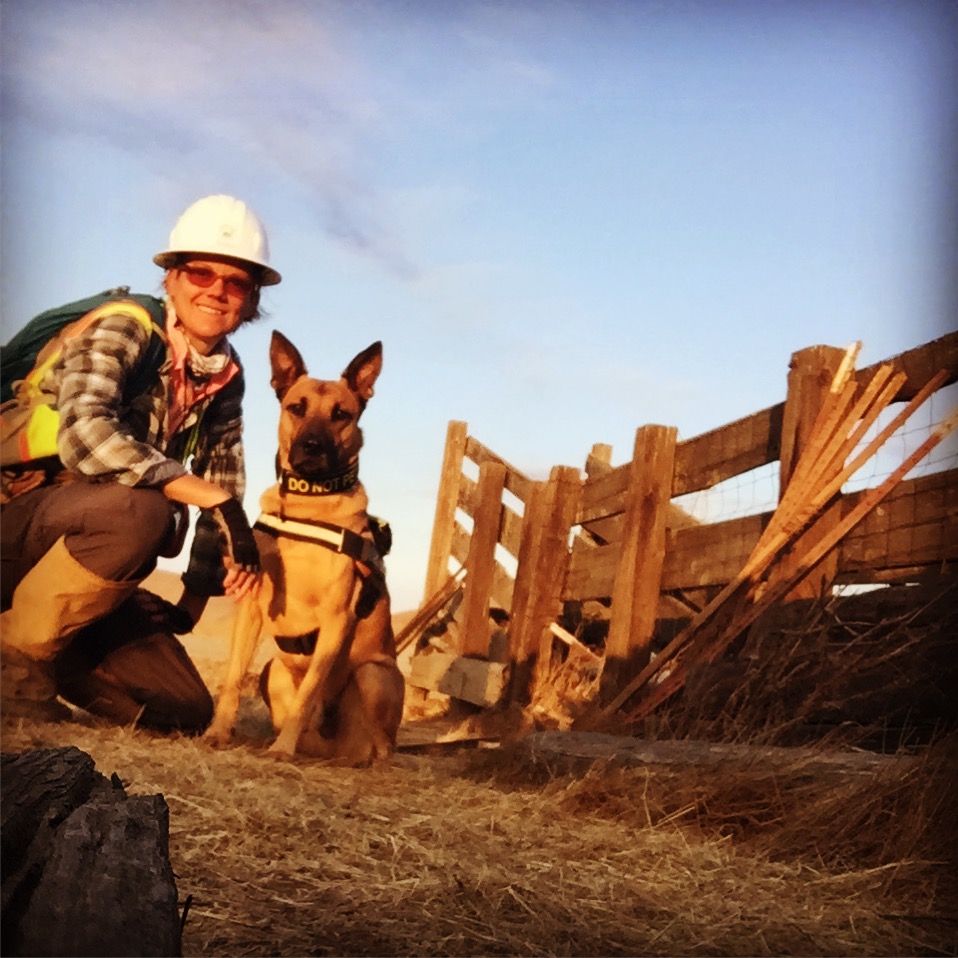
top-left (134, 589), bottom-right (195, 634)
top-left (209, 497), bottom-right (261, 573)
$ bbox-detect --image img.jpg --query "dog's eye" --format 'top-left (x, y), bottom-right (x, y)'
top-left (332, 404), bottom-right (353, 423)
top-left (286, 398), bottom-right (307, 418)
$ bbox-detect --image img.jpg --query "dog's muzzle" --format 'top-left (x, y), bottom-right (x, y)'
top-left (289, 427), bottom-right (351, 478)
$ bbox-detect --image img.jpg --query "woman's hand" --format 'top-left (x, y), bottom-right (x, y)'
top-left (223, 564), bottom-right (260, 601)
top-left (163, 474), bottom-right (260, 597)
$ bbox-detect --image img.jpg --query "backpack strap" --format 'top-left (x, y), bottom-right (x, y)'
top-left (1, 289), bottom-right (166, 402)
top-left (1, 298), bottom-right (167, 468)
top-left (22, 299), bottom-right (165, 398)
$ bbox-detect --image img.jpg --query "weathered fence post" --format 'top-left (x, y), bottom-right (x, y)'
top-left (423, 420), bottom-right (469, 603)
top-left (600, 424), bottom-right (677, 704)
top-left (507, 465), bottom-right (581, 704)
top-left (585, 442), bottom-right (613, 477)
top-left (458, 460), bottom-right (507, 657)
top-left (780, 346), bottom-right (846, 599)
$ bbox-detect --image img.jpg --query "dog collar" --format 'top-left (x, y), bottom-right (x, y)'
top-left (279, 463), bottom-right (359, 496)
top-left (253, 512), bottom-right (382, 571)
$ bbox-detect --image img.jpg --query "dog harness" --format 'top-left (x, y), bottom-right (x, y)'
top-left (253, 511), bottom-right (387, 656)
top-left (253, 512), bottom-right (382, 568)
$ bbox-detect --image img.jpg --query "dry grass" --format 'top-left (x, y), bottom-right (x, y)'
top-left (3, 573), bottom-right (956, 956)
top-left (3, 711), bottom-right (955, 957)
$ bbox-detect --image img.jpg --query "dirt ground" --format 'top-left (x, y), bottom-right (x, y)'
top-left (2, 570), bottom-right (956, 957)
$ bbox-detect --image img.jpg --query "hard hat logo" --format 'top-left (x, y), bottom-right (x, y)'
top-left (153, 194), bottom-right (282, 286)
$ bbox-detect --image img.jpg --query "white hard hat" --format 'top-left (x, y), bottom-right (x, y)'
top-left (153, 194), bottom-right (282, 285)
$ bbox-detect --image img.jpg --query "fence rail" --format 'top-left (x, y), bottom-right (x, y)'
top-left (409, 332), bottom-right (958, 708)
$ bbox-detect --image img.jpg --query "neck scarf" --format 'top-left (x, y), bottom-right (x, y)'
top-left (165, 307), bottom-right (240, 435)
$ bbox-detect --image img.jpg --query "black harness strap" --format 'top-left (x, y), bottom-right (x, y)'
top-left (254, 511), bottom-right (386, 657)
top-left (274, 631), bottom-right (320, 655)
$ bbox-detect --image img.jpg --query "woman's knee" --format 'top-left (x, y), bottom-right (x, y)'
top-left (67, 485), bottom-right (176, 580)
top-left (58, 609), bottom-right (214, 734)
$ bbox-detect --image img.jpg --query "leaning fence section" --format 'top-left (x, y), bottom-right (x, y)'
top-left (402, 331), bottom-right (958, 714)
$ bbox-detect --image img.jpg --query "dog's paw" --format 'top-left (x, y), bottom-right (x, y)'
top-left (267, 732), bottom-right (299, 760)
top-left (203, 724), bottom-right (234, 748)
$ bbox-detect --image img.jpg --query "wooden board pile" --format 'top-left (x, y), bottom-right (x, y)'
top-left (595, 342), bottom-right (957, 727)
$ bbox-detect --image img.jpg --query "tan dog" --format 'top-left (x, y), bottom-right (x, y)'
top-left (205, 332), bottom-right (404, 762)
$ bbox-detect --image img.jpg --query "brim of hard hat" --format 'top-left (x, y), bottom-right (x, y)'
top-left (153, 250), bottom-right (282, 286)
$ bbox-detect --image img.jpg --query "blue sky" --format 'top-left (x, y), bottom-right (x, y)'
top-left (2, 0), bottom-right (955, 610)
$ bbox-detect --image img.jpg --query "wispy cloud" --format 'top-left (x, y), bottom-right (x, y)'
top-left (1, 0), bottom-right (419, 275)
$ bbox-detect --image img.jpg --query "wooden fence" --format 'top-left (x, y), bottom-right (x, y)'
top-left (405, 332), bottom-right (958, 709)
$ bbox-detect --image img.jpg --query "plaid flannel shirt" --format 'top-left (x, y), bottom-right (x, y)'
top-left (51, 309), bottom-right (246, 596)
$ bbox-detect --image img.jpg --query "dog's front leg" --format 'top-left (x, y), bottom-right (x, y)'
top-left (205, 596), bottom-right (264, 746)
top-left (269, 583), bottom-right (358, 757)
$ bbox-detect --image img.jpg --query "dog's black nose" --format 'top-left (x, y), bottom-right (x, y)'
top-left (290, 432), bottom-right (336, 476)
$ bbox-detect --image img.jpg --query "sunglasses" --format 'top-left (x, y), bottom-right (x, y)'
top-left (178, 264), bottom-right (256, 298)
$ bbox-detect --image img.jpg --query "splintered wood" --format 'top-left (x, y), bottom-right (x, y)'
top-left (597, 343), bottom-right (957, 726)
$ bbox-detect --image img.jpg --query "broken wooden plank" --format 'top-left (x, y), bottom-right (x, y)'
top-left (517, 730), bottom-right (916, 780)
top-left (423, 420), bottom-right (468, 601)
top-left (548, 622), bottom-right (602, 661)
top-left (459, 461), bottom-right (507, 657)
top-left (626, 404), bottom-right (958, 720)
top-left (407, 651), bottom-right (508, 708)
top-left (395, 569), bottom-right (466, 656)
top-left (598, 360), bottom-right (957, 722)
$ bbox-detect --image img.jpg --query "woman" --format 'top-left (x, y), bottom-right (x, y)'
top-left (0, 194), bottom-right (280, 731)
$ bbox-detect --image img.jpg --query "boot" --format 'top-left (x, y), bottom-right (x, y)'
top-left (0, 649), bottom-right (71, 722)
top-left (1, 536), bottom-right (138, 721)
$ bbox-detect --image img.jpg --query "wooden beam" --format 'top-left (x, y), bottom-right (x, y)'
top-left (839, 468), bottom-right (958, 573)
top-left (577, 462), bottom-right (630, 525)
top-left (585, 443), bottom-right (613, 478)
top-left (508, 465), bottom-right (581, 704)
top-left (855, 330), bottom-right (958, 401)
top-left (602, 425), bottom-right (677, 701)
top-left (662, 512), bottom-right (770, 590)
top-left (459, 459), bottom-right (506, 657)
top-left (564, 539), bottom-right (618, 601)
top-left (407, 652), bottom-right (508, 707)
top-left (672, 403), bottom-right (783, 496)
top-left (464, 435), bottom-right (535, 503)
top-left (423, 420), bottom-right (468, 602)
top-left (779, 344), bottom-right (848, 598)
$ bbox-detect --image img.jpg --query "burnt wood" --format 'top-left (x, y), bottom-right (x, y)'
top-left (1, 746), bottom-right (182, 957)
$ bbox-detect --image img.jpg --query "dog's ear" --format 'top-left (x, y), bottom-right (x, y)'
top-left (342, 341), bottom-right (383, 403)
top-left (269, 331), bottom-right (308, 400)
